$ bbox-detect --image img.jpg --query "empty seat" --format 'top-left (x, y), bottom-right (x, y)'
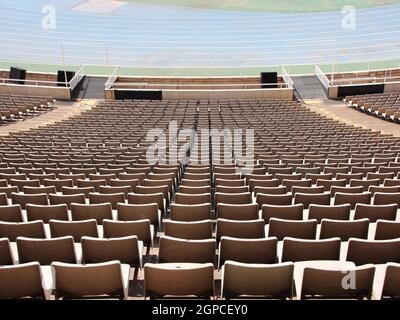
top-left (0, 237), bottom-right (14, 265)
top-left (164, 220), bottom-right (212, 240)
top-left (281, 238), bottom-right (341, 262)
top-left (52, 261), bottom-right (129, 299)
top-left (158, 236), bottom-right (215, 264)
top-left (319, 219), bottom-right (370, 241)
top-left (354, 204), bottom-right (398, 222)
top-left (294, 192), bottom-right (331, 209)
top-left (375, 220), bottom-right (400, 240)
top-left (216, 219), bottom-right (265, 242)
top-left (308, 204), bottom-right (351, 223)
top-left (300, 264), bottom-right (375, 300)
top-left (144, 263), bottom-right (214, 299)
top-left (81, 236), bottom-right (142, 267)
top-left (373, 192), bottom-right (400, 206)
top-left (0, 262), bottom-right (47, 299)
top-left (0, 204), bottom-right (23, 222)
top-left (49, 219), bottom-right (99, 242)
top-left (117, 203), bottom-right (160, 229)
top-left (261, 204), bottom-right (303, 223)
top-left (218, 236), bottom-right (278, 267)
top-left (0, 221), bottom-right (46, 241)
top-left (26, 204), bottom-right (69, 223)
top-left (11, 193), bottom-right (48, 209)
top-left (102, 219), bottom-right (153, 247)
top-left (221, 261), bottom-right (294, 299)
top-left (256, 193), bottom-right (293, 207)
top-left (49, 194), bottom-right (85, 209)
top-left (346, 239), bottom-right (400, 265)
top-left (17, 236), bottom-right (77, 264)
top-left (379, 263), bottom-right (400, 299)
top-left (217, 203), bottom-right (259, 220)
top-left (169, 203), bottom-right (211, 222)
top-left (71, 203), bottom-right (112, 225)
top-left (89, 192), bottom-right (125, 210)
top-left (268, 219), bottom-right (317, 241)
top-left (334, 192), bottom-right (372, 209)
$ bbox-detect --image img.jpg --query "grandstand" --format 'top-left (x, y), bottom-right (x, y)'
top-left (0, 0), bottom-right (400, 305)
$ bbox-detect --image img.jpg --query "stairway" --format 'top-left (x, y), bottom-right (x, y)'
top-left (72, 76), bottom-right (107, 100)
top-left (292, 75), bottom-right (328, 100)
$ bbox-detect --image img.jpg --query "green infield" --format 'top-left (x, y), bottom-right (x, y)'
top-left (127, 0), bottom-right (400, 12)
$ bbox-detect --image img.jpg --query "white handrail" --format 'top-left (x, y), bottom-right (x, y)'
top-left (281, 66), bottom-right (294, 89)
top-left (68, 65), bottom-right (85, 90)
top-left (105, 66), bottom-right (119, 90)
top-left (315, 65), bottom-right (331, 89)
top-left (112, 82), bottom-right (290, 89)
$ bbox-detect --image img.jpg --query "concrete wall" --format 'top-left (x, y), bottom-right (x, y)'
top-left (384, 82), bottom-right (400, 93)
top-left (0, 84), bottom-right (71, 100)
top-left (162, 89), bottom-right (294, 100)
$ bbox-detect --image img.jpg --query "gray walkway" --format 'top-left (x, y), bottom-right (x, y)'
top-left (304, 98), bottom-right (400, 137)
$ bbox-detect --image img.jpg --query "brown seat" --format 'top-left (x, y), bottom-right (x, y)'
top-left (0, 262), bottom-right (46, 299)
top-left (0, 204), bottom-right (23, 222)
top-left (373, 192), bottom-right (400, 206)
top-left (11, 193), bottom-right (48, 209)
top-left (354, 204), bottom-right (398, 222)
top-left (158, 236), bottom-right (215, 264)
top-left (319, 219), bottom-right (370, 241)
top-left (334, 192), bottom-right (372, 209)
top-left (144, 263), bottom-right (214, 299)
top-left (218, 236), bottom-right (278, 267)
top-left (81, 236), bottom-right (142, 267)
top-left (26, 204), bottom-right (69, 223)
top-left (174, 193), bottom-right (211, 205)
top-left (268, 218), bottom-right (317, 241)
top-left (346, 238), bottom-right (400, 265)
top-left (169, 203), bottom-right (211, 222)
top-left (217, 203), bottom-right (259, 220)
top-left (281, 237), bottom-right (341, 262)
top-left (49, 219), bottom-right (99, 242)
top-left (294, 192), bottom-right (331, 209)
top-left (0, 221), bottom-right (46, 241)
top-left (17, 236), bottom-right (77, 264)
top-left (0, 237), bottom-right (14, 265)
top-left (221, 261), bottom-right (294, 299)
top-left (301, 264), bottom-right (375, 300)
top-left (52, 261), bottom-right (128, 299)
top-left (216, 218), bottom-right (265, 242)
top-left (103, 219), bottom-right (153, 247)
top-left (71, 203), bottom-right (113, 225)
top-left (23, 186), bottom-right (56, 195)
top-left (256, 193), bottom-right (293, 207)
top-left (88, 192), bottom-right (125, 210)
top-left (77, 179), bottom-right (106, 192)
top-left (375, 220), bottom-right (400, 240)
top-left (127, 193), bottom-right (165, 214)
top-left (117, 203), bottom-right (160, 230)
top-left (164, 219), bottom-right (212, 240)
top-left (62, 186), bottom-right (95, 198)
top-left (380, 263), bottom-right (400, 299)
top-left (308, 204), bottom-right (351, 223)
top-left (44, 179), bottom-right (74, 192)
top-left (261, 204), bottom-right (303, 223)
top-left (49, 193), bottom-right (85, 210)
top-left (179, 186), bottom-right (211, 194)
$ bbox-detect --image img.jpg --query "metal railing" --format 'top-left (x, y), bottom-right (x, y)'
top-left (281, 66), bottom-right (294, 89)
top-left (68, 65), bottom-right (85, 90)
top-left (111, 81), bottom-right (291, 91)
top-left (105, 66), bottom-right (119, 90)
top-left (315, 65), bottom-right (331, 89)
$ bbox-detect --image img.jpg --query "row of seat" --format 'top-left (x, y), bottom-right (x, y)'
top-left (345, 92), bottom-right (400, 123)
